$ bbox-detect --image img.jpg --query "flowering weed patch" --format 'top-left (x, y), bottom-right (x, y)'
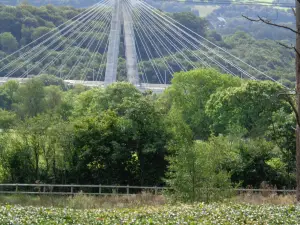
top-left (0, 203), bottom-right (299, 224)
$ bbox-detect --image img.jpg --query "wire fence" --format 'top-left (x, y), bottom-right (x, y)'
top-left (0, 184), bottom-right (296, 196)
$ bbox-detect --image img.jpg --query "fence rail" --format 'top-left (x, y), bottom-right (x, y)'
top-left (0, 184), bottom-right (166, 195)
top-left (0, 184), bottom-right (296, 195)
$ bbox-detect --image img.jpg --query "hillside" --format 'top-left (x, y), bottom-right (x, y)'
top-left (0, 3), bottom-right (295, 86)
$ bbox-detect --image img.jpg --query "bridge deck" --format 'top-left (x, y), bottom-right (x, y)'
top-left (0, 78), bottom-right (169, 93)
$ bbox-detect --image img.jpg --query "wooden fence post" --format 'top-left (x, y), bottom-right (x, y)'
top-left (99, 184), bottom-right (102, 194)
top-left (127, 185), bottom-right (129, 195)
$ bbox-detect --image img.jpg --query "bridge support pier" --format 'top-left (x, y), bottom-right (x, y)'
top-left (123, 2), bottom-right (139, 85)
top-left (104, 0), bottom-right (139, 85)
top-left (105, 0), bottom-right (122, 84)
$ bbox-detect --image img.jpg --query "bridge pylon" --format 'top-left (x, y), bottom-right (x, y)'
top-left (105, 0), bottom-right (139, 85)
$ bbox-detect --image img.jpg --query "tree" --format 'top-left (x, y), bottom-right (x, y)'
top-left (16, 114), bottom-right (52, 181)
top-left (71, 83), bottom-right (169, 185)
top-left (31, 26), bottom-right (53, 42)
top-left (0, 32), bottom-right (18, 53)
top-left (5, 138), bottom-right (35, 183)
top-left (266, 109), bottom-right (296, 188)
top-left (0, 109), bottom-right (16, 130)
top-left (0, 12), bottom-right (21, 40)
top-left (164, 69), bottom-right (241, 139)
top-left (44, 85), bottom-right (63, 114)
top-left (48, 121), bottom-right (76, 184)
top-left (36, 74), bottom-right (65, 89)
top-left (223, 31), bottom-right (294, 83)
top-left (123, 95), bottom-right (169, 185)
top-left (0, 80), bottom-right (19, 110)
top-left (13, 78), bottom-right (45, 118)
top-left (73, 110), bottom-right (133, 184)
top-left (205, 80), bottom-right (288, 137)
top-left (171, 12), bottom-right (208, 37)
top-left (167, 139), bottom-right (232, 202)
top-left (231, 138), bottom-right (285, 188)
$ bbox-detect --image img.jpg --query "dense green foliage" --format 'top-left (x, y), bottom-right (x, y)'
top-left (163, 69), bottom-right (295, 201)
top-left (223, 32), bottom-right (295, 86)
top-left (0, 203), bottom-right (299, 224)
top-left (0, 68), bottom-right (296, 203)
top-left (0, 78), bottom-right (169, 185)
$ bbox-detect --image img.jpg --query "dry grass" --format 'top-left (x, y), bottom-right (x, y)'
top-left (0, 183), bottom-right (296, 208)
top-left (234, 192), bottom-right (296, 205)
top-left (0, 192), bottom-right (166, 209)
top-left (231, 182), bottom-right (295, 205)
top-left (68, 191), bottom-right (166, 209)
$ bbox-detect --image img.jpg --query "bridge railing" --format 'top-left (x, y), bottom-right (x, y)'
top-left (0, 184), bottom-right (296, 195)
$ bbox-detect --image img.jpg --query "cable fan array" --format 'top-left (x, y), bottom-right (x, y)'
top-left (126, 0), bottom-right (281, 84)
top-left (0, 0), bottom-right (284, 86)
top-left (0, 0), bottom-right (113, 82)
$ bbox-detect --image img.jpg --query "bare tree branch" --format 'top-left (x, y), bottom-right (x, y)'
top-left (294, 47), bottom-right (300, 58)
top-left (277, 42), bottom-right (300, 58)
top-left (292, 7), bottom-right (296, 17)
top-left (277, 42), bottom-right (294, 49)
top-left (288, 97), bottom-right (300, 126)
top-left (242, 15), bottom-right (299, 35)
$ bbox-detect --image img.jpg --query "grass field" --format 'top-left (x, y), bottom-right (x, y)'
top-left (193, 5), bottom-right (220, 17)
top-left (0, 203), bottom-right (299, 224)
top-left (191, 0), bottom-right (281, 18)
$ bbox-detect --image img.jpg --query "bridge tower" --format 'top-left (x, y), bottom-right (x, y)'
top-left (105, 0), bottom-right (139, 85)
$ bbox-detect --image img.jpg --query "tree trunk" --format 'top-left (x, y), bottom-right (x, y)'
top-left (34, 149), bottom-right (39, 181)
top-left (296, 0), bottom-right (300, 203)
top-left (52, 146), bottom-right (56, 184)
top-left (33, 136), bottom-right (40, 181)
top-left (138, 151), bottom-right (145, 186)
top-left (296, 126), bottom-right (300, 201)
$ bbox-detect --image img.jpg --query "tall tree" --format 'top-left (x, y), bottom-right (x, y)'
top-left (205, 80), bottom-right (288, 137)
top-left (164, 69), bottom-right (241, 140)
top-left (0, 32), bottom-right (18, 53)
top-left (13, 78), bottom-right (45, 118)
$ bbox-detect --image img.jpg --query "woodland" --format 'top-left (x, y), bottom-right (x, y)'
top-left (0, 2), bottom-right (297, 201)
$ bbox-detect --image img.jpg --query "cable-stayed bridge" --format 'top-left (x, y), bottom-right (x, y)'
top-left (0, 0), bottom-right (285, 91)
